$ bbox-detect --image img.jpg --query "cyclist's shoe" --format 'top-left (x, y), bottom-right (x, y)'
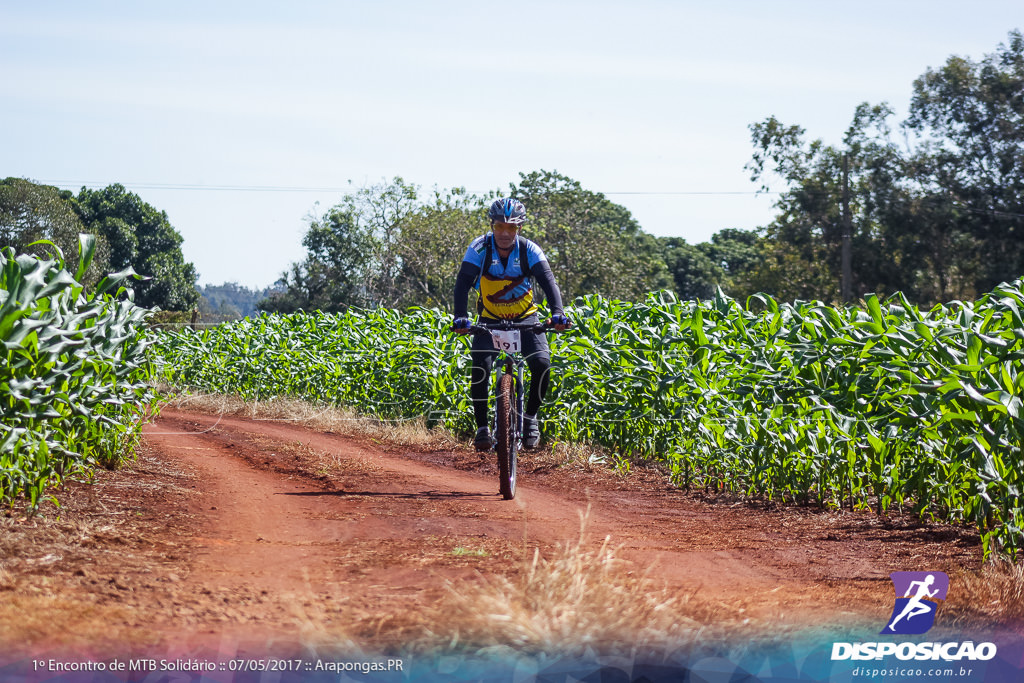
top-left (474, 426), bottom-right (493, 452)
top-left (522, 415), bottom-right (541, 450)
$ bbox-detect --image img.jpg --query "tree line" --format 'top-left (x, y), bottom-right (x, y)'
top-left (199, 282), bottom-right (280, 322)
top-left (741, 29), bottom-right (1024, 303)
top-left (0, 179), bottom-right (199, 311)
top-left (265, 30), bottom-right (1022, 313)
top-left (257, 171), bottom-right (733, 314)
top-left (4, 30), bottom-right (1020, 315)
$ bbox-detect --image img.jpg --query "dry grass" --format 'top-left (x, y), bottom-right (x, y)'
top-left (1, 501), bottom-right (132, 568)
top-left (278, 572), bottom-right (363, 654)
top-left (414, 511), bottom-right (725, 659)
top-left (163, 388), bottom-right (616, 469)
top-left (537, 439), bottom-right (613, 471)
top-left (945, 559), bottom-right (1024, 628)
top-left (164, 389), bottom-right (462, 449)
top-left (0, 592), bottom-right (163, 654)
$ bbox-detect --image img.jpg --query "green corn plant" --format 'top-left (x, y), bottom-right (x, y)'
top-left (152, 279), bottom-right (1024, 559)
top-left (1, 236), bottom-right (158, 509)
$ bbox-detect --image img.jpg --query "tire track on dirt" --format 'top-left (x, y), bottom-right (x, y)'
top-left (139, 407), bottom-right (983, 644)
top-left (0, 406), bottom-right (990, 659)
top-left (148, 409), bottom-right (788, 593)
top-left (142, 409), bottom-right (618, 646)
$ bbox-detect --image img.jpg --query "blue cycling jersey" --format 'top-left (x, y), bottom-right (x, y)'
top-left (462, 234), bottom-right (548, 273)
top-left (462, 234), bottom-right (548, 320)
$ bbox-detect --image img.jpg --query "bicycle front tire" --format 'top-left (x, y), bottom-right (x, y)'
top-left (495, 371), bottom-right (517, 500)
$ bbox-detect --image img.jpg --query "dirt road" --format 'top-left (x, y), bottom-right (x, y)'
top-left (0, 407), bottom-right (988, 660)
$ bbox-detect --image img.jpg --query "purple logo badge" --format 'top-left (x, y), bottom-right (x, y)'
top-left (881, 571), bottom-right (949, 635)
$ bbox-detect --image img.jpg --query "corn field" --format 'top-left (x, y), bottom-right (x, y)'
top-left (1, 236), bottom-right (157, 508)
top-left (151, 281), bottom-right (1024, 558)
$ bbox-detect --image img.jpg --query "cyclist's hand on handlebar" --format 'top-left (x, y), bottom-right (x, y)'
top-left (548, 314), bottom-right (572, 332)
top-left (452, 317), bottom-right (473, 334)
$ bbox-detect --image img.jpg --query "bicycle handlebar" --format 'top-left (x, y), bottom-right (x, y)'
top-left (451, 318), bottom-right (572, 335)
top-left (467, 321), bottom-right (552, 335)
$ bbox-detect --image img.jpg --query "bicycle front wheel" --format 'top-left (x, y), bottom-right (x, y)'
top-left (495, 371), bottom-right (518, 500)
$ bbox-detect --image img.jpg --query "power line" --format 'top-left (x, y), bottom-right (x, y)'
top-left (36, 180), bottom-right (774, 196)
top-left (40, 180), bottom-right (351, 193)
top-left (956, 205), bottom-right (1024, 219)
top-left (35, 179), bottom-right (1023, 216)
top-left (606, 191), bottom-right (770, 196)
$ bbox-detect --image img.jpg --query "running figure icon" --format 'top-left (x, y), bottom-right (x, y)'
top-left (881, 571), bottom-right (949, 635)
top-left (888, 575), bottom-right (938, 631)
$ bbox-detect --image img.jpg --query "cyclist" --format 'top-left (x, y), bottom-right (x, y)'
top-left (452, 197), bottom-right (571, 451)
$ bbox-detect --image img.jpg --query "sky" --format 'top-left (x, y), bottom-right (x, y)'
top-left (2, 1), bottom-right (1021, 289)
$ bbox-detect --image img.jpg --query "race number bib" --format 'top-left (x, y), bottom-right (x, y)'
top-left (490, 329), bottom-right (522, 353)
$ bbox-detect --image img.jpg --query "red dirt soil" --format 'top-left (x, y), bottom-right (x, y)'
top-left (0, 407), bottom-right (993, 660)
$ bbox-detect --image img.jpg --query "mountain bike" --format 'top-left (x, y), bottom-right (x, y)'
top-left (466, 320), bottom-right (558, 500)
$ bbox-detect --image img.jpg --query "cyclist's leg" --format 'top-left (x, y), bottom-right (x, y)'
top-left (470, 334), bottom-right (497, 429)
top-left (521, 326), bottom-right (551, 417)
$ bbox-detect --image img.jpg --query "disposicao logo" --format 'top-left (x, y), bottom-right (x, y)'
top-left (881, 571), bottom-right (949, 635)
top-left (831, 570), bottom-right (998, 663)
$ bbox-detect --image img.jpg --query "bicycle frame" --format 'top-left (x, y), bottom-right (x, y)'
top-left (466, 320), bottom-right (552, 500)
top-left (492, 342), bottom-right (526, 454)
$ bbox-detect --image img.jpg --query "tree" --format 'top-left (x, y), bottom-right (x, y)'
top-left (662, 238), bottom-right (718, 300)
top-left (511, 170), bottom-right (672, 301)
top-left (259, 211), bottom-right (376, 313)
top-left (262, 179), bottom-right (418, 313)
top-left (198, 293), bottom-right (242, 323)
top-left (199, 282), bottom-right (277, 321)
top-left (662, 229), bottom-right (761, 300)
top-left (744, 31), bottom-right (1024, 305)
top-left (392, 187), bottom-right (487, 311)
top-left (268, 171), bottom-right (681, 314)
top-left (75, 184), bottom-right (199, 310)
top-left (346, 178), bottom-right (420, 308)
top-left (0, 177), bottom-right (110, 284)
top-left (257, 261), bottom-right (325, 314)
top-left (744, 105), bottom-right (944, 303)
top-left (904, 29), bottom-right (1024, 293)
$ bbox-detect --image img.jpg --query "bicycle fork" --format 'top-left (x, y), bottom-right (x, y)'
top-left (491, 358), bottom-right (526, 446)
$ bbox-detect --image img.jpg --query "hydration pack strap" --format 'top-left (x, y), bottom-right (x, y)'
top-left (477, 234), bottom-right (529, 287)
top-left (475, 234), bottom-right (530, 315)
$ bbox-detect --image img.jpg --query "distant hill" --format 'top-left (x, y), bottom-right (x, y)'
top-left (198, 282), bottom-right (280, 322)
